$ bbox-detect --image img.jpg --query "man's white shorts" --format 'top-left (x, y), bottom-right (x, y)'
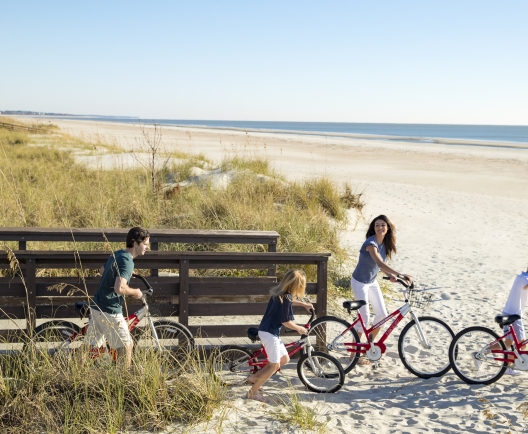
top-left (87, 309), bottom-right (132, 349)
top-left (258, 330), bottom-right (288, 363)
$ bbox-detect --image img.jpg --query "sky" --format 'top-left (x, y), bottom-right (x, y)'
top-left (1, 1), bottom-right (527, 125)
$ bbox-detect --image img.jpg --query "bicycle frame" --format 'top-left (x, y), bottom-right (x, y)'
top-left (479, 325), bottom-right (528, 364)
top-left (331, 296), bottom-right (431, 357)
top-left (246, 338), bottom-right (310, 373)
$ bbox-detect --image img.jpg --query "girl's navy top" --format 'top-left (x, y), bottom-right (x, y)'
top-left (258, 293), bottom-right (295, 337)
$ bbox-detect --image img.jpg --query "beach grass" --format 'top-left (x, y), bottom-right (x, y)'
top-left (0, 122), bottom-right (363, 283)
top-left (0, 345), bottom-right (223, 433)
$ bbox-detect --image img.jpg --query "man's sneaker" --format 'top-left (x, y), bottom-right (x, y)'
top-left (505, 367), bottom-right (521, 376)
top-left (472, 352), bottom-right (482, 371)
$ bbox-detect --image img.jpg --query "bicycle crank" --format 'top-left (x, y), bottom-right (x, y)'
top-left (366, 344), bottom-right (382, 361)
top-left (514, 353), bottom-right (528, 371)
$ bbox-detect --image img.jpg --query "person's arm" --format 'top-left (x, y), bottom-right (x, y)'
top-left (99, 265), bottom-right (105, 275)
top-left (292, 299), bottom-right (314, 312)
top-left (114, 276), bottom-right (143, 299)
top-left (282, 320), bottom-right (307, 335)
top-left (366, 245), bottom-right (413, 284)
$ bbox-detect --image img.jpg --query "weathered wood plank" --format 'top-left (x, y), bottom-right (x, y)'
top-left (0, 228), bottom-right (280, 244)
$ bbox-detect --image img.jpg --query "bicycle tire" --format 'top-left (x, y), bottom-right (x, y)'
top-left (296, 351), bottom-right (345, 393)
top-left (449, 326), bottom-right (507, 385)
top-left (25, 320), bottom-right (83, 355)
top-left (307, 316), bottom-right (360, 374)
top-left (212, 345), bottom-right (253, 386)
top-left (134, 320), bottom-right (195, 362)
top-left (398, 316), bottom-right (454, 378)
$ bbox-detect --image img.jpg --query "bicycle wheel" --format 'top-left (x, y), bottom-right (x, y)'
top-left (398, 316), bottom-right (454, 378)
top-left (212, 345), bottom-right (253, 386)
top-left (25, 320), bottom-right (83, 355)
top-left (297, 351), bottom-right (345, 393)
top-left (307, 316), bottom-right (360, 374)
top-left (134, 320), bottom-right (195, 363)
top-left (449, 326), bottom-right (507, 385)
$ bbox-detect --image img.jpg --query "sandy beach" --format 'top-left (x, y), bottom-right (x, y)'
top-left (22, 118), bottom-right (528, 432)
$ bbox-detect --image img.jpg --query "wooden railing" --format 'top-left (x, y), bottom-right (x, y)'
top-left (0, 227), bottom-right (280, 277)
top-left (0, 250), bottom-right (329, 342)
top-left (0, 227), bottom-right (280, 252)
top-left (0, 121), bottom-right (46, 134)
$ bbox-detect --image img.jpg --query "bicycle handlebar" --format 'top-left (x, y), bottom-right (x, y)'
top-left (284, 308), bottom-right (316, 334)
top-left (132, 273), bottom-right (154, 296)
top-left (382, 275), bottom-right (414, 290)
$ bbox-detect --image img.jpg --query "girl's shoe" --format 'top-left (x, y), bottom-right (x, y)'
top-left (505, 367), bottom-right (521, 376)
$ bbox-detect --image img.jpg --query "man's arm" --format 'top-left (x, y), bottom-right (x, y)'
top-left (114, 276), bottom-right (143, 299)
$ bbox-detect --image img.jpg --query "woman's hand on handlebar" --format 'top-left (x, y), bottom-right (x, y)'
top-left (385, 274), bottom-right (413, 286)
top-left (400, 274), bottom-right (413, 285)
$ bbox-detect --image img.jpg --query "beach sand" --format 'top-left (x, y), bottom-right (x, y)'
top-left (22, 118), bottom-right (528, 432)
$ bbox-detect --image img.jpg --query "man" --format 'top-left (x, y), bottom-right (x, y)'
top-left (89, 227), bottom-right (150, 367)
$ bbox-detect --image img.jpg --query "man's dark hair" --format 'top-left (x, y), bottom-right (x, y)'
top-left (126, 227), bottom-right (150, 248)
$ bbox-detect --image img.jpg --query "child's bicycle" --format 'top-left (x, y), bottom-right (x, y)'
top-left (212, 310), bottom-right (345, 393)
top-left (448, 314), bottom-right (528, 384)
top-left (307, 276), bottom-right (455, 378)
top-left (26, 274), bottom-right (194, 363)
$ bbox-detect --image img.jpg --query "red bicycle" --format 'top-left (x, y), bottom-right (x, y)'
top-left (26, 274), bottom-right (194, 362)
top-left (212, 311), bottom-right (345, 393)
top-left (449, 314), bottom-right (528, 384)
top-left (307, 276), bottom-right (455, 378)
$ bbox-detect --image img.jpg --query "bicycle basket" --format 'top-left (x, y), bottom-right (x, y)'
top-left (408, 288), bottom-right (433, 309)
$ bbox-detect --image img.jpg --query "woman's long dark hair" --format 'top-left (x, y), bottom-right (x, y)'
top-left (365, 215), bottom-right (397, 259)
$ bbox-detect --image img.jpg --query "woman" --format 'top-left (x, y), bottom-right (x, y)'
top-left (351, 215), bottom-right (412, 363)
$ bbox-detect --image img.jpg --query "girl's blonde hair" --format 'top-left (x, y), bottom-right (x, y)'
top-left (270, 268), bottom-right (306, 301)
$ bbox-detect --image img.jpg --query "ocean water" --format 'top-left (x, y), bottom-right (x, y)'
top-left (39, 116), bottom-right (528, 145)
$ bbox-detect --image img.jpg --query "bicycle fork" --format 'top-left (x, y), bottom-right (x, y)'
top-left (409, 312), bottom-right (432, 350)
top-left (147, 315), bottom-right (163, 350)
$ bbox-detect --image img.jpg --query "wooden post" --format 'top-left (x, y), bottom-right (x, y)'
top-left (150, 241), bottom-right (159, 277)
top-left (19, 238), bottom-right (26, 250)
top-left (267, 241), bottom-right (276, 277)
top-left (179, 259), bottom-right (189, 327)
top-left (315, 259), bottom-right (328, 318)
top-left (25, 257), bottom-right (37, 332)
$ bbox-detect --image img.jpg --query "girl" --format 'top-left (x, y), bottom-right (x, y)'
top-left (351, 215), bottom-right (412, 364)
top-left (245, 269), bottom-right (314, 402)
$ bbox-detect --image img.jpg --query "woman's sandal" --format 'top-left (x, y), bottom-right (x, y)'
top-left (357, 355), bottom-right (371, 366)
top-left (245, 391), bottom-right (267, 403)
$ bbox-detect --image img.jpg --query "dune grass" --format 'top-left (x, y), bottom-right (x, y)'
top-left (0, 345), bottom-right (223, 433)
top-left (0, 124), bottom-right (363, 282)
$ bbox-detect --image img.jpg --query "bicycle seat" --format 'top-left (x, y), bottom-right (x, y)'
top-left (247, 327), bottom-right (260, 343)
top-left (75, 301), bottom-right (90, 319)
top-left (343, 300), bottom-right (367, 314)
top-left (494, 314), bottom-right (521, 327)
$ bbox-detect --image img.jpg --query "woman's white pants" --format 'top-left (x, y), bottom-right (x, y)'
top-left (350, 276), bottom-right (388, 332)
